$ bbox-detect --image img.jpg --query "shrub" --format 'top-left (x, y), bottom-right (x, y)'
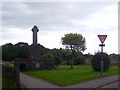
top-left (91, 52), bottom-right (110, 71)
top-left (41, 53), bottom-right (54, 60)
top-left (74, 54), bottom-right (85, 65)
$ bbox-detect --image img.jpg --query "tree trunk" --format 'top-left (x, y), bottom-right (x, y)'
top-left (70, 49), bottom-right (73, 69)
top-left (70, 58), bottom-right (73, 69)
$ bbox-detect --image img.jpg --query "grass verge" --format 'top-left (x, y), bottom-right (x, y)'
top-left (24, 65), bottom-right (118, 86)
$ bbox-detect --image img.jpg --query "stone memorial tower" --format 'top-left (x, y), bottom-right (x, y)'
top-left (14, 26), bottom-right (56, 71)
top-left (32, 26), bottom-right (39, 45)
top-left (29, 26), bottom-right (42, 59)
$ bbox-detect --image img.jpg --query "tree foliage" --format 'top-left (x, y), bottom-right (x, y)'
top-left (73, 52), bottom-right (85, 65)
top-left (41, 53), bottom-right (54, 59)
top-left (2, 42), bottom-right (29, 61)
top-left (60, 49), bottom-right (71, 65)
top-left (61, 33), bottom-right (86, 68)
top-left (2, 42), bottom-right (86, 67)
top-left (2, 43), bottom-right (14, 61)
top-left (61, 33), bottom-right (86, 52)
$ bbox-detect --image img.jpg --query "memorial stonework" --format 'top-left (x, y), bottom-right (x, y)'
top-left (32, 26), bottom-right (39, 45)
top-left (14, 26), bottom-right (56, 71)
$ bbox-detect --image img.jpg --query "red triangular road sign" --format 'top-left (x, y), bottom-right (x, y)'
top-left (98, 35), bottom-right (107, 44)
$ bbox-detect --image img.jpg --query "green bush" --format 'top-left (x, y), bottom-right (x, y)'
top-left (91, 52), bottom-right (110, 71)
top-left (41, 53), bottom-right (54, 60)
top-left (74, 53), bottom-right (85, 65)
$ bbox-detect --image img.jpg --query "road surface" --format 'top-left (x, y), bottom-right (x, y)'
top-left (100, 80), bottom-right (119, 88)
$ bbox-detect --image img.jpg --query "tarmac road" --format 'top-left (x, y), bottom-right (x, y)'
top-left (100, 80), bottom-right (119, 88)
top-left (20, 73), bottom-right (59, 88)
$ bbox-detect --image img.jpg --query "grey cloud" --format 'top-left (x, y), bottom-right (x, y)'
top-left (2, 1), bottom-right (115, 35)
top-left (2, 2), bottom-right (113, 31)
top-left (1, 1), bottom-right (118, 54)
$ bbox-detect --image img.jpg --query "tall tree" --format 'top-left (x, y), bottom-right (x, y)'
top-left (2, 42), bottom-right (29, 61)
top-left (61, 33), bottom-right (87, 68)
top-left (2, 43), bottom-right (14, 61)
top-left (14, 42), bottom-right (29, 58)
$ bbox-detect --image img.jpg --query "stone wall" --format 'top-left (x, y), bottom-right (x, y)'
top-left (2, 64), bottom-right (20, 87)
top-left (29, 44), bottom-right (44, 59)
top-left (14, 59), bottom-right (56, 71)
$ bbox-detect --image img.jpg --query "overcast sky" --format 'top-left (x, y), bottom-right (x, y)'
top-left (1, 0), bottom-right (118, 54)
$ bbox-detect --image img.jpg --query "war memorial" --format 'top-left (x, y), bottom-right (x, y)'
top-left (14, 26), bottom-right (56, 71)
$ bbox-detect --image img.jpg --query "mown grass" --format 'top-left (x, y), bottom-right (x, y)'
top-left (24, 65), bottom-right (119, 86)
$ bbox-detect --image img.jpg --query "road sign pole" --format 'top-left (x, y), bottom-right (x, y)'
top-left (101, 45), bottom-right (104, 77)
top-left (98, 34), bottom-right (107, 77)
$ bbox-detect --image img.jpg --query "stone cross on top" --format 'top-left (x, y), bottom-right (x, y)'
top-left (32, 26), bottom-right (39, 45)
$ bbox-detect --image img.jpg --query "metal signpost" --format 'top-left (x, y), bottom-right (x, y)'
top-left (98, 35), bottom-right (107, 77)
